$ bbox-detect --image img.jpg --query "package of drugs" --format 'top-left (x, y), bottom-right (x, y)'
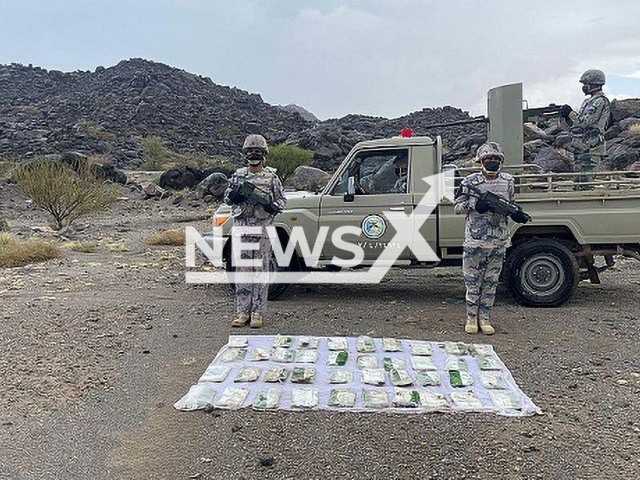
top-left (295, 349), bottom-right (319, 364)
top-left (393, 388), bottom-right (421, 407)
top-left (480, 372), bottom-right (509, 390)
top-left (234, 366), bottom-right (262, 382)
top-left (445, 356), bottom-right (468, 372)
top-left (329, 368), bottom-right (353, 384)
top-left (419, 392), bottom-right (449, 410)
top-left (227, 335), bottom-right (249, 348)
top-left (489, 391), bottom-right (522, 410)
top-left (411, 356), bottom-right (437, 372)
top-left (328, 351), bottom-right (349, 366)
top-left (383, 357), bottom-right (407, 371)
top-left (416, 371), bottom-right (442, 387)
top-left (247, 347), bottom-right (272, 362)
top-left (271, 347), bottom-right (295, 363)
top-left (450, 391), bottom-right (483, 409)
top-left (264, 366), bottom-right (290, 383)
top-left (214, 387), bottom-right (249, 409)
top-left (291, 388), bottom-right (319, 408)
top-left (291, 366), bottom-right (316, 384)
top-left (382, 338), bottom-right (403, 352)
top-left (328, 389), bottom-right (356, 408)
top-left (410, 342), bottom-right (433, 356)
top-left (363, 389), bottom-right (389, 408)
top-left (220, 348), bottom-right (247, 363)
top-left (298, 336), bottom-right (319, 349)
top-left (389, 368), bottom-right (413, 386)
top-left (356, 336), bottom-right (376, 353)
top-left (470, 343), bottom-right (493, 356)
top-left (199, 365), bottom-right (231, 383)
top-left (173, 383), bottom-right (217, 411)
top-left (357, 355), bottom-right (379, 369)
top-left (253, 388), bottom-right (282, 410)
top-left (449, 370), bottom-right (474, 387)
top-left (273, 335), bottom-right (293, 348)
top-left (444, 342), bottom-right (468, 356)
top-left (477, 355), bottom-right (502, 370)
top-left (361, 368), bottom-right (386, 386)
top-left (327, 337), bottom-right (348, 350)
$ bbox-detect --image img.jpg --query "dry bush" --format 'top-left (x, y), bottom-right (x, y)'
top-left (0, 233), bottom-right (61, 268)
top-left (627, 123), bottom-right (640, 134)
top-left (147, 229), bottom-right (186, 246)
top-left (15, 159), bottom-right (119, 230)
top-left (104, 239), bottom-right (132, 252)
top-left (0, 160), bottom-right (18, 181)
top-left (66, 241), bottom-right (99, 253)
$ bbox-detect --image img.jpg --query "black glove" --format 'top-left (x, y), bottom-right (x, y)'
top-left (560, 104), bottom-right (572, 119)
top-left (510, 210), bottom-right (530, 224)
top-left (475, 197), bottom-right (490, 214)
top-left (227, 185), bottom-right (245, 205)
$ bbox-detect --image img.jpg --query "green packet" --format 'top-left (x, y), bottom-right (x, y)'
top-left (393, 388), bottom-right (421, 407)
top-left (328, 389), bottom-right (356, 408)
top-left (328, 350), bottom-right (349, 366)
top-left (449, 370), bottom-right (474, 388)
top-left (389, 368), bottom-right (413, 386)
top-left (383, 357), bottom-right (406, 371)
top-left (291, 366), bottom-right (316, 383)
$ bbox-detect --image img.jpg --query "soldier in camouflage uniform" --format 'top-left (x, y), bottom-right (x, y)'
top-left (560, 69), bottom-right (611, 178)
top-left (454, 142), bottom-right (515, 335)
top-left (224, 134), bottom-right (287, 328)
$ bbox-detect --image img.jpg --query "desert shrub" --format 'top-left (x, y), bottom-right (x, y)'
top-left (66, 241), bottom-right (99, 253)
top-left (628, 123), bottom-right (640, 134)
top-left (139, 136), bottom-right (173, 171)
top-left (0, 233), bottom-right (61, 268)
top-left (147, 229), bottom-right (186, 246)
top-left (0, 160), bottom-right (18, 181)
top-left (266, 145), bottom-right (314, 182)
top-left (15, 159), bottom-right (119, 230)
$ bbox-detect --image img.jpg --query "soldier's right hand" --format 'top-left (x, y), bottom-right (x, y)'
top-left (475, 197), bottom-right (490, 214)
top-left (560, 104), bottom-right (572, 119)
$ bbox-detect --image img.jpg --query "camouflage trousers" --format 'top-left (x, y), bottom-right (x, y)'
top-left (233, 223), bottom-right (272, 314)
top-left (462, 246), bottom-right (506, 318)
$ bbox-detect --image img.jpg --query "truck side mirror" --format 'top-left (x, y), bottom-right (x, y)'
top-left (344, 176), bottom-right (355, 202)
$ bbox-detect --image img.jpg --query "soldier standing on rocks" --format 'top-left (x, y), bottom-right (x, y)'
top-left (454, 142), bottom-right (515, 335)
top-left (560, 69), bottom-right (611, 177)
top-left (224, 135), bottom-right (286, 328)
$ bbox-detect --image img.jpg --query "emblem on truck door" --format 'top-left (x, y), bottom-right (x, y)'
top-left (361, 214), bottom-right (387, 239)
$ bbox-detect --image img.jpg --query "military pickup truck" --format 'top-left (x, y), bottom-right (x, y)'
top-left (208, 85), bottom-right (640, 307)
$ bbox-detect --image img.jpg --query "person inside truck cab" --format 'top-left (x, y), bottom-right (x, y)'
top-left (358, 150), bottom-right (409, 194)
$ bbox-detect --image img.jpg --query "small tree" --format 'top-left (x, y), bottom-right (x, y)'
top-left (266, 145), bottom-right (314, 182)
top-left (140, 136), bottom-right (173, 171)
top-left (16, 160), bottom-right (119, 230)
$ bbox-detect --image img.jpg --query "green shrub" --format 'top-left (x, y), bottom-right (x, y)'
top-left (266, 145), bottom-right (314, 182)
top-left (139, 136), bottom-right (173, 171)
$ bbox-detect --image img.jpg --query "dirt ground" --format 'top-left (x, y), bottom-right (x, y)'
top-left (1, 179), bottom-right (640, 480)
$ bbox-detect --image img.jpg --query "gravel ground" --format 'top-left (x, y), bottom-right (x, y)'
top-left (2, 181), bottom-right (640, 479)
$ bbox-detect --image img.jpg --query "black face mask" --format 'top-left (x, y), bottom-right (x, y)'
top-left (484, 161), bottom-right (501, 172)
top-left (246, 152), bottom-right (264, 161)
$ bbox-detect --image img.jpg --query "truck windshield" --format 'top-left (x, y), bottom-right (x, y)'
top-left (331, 148), bottom-right (409, 196)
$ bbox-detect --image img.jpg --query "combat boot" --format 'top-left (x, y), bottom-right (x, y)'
top-left (232, 312), bottom-right (250, 327)
top-left (479, 317), bottom-right (495, 335)
top-left (250, 312), bottom-right (263, 329)
top-left (465, 315), bottom-right (478, 334)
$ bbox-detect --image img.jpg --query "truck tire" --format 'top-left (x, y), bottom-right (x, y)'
top-left (504, 238), bottom-right (579, 307)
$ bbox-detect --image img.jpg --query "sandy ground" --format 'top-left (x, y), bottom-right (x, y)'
top-left (1, 180), bottom-right (640, 479)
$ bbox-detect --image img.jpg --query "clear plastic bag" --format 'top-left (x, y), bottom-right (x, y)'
top-left (199, 365), bottom-right (231, 383)
top-left (393, 388), bottom-right (421, 407)
top-left (470, 343), bottom-right (493, 356)
top-left (295, 349), bottom-right (319, 363)
top-left (328, 389), bottom-right (356, 408)
top-left (383, 357), bottom-right (407, 371)
top-left (298, 336), bottom-right (319, 349)
top-left (227, 335), bottom-right (249, 348)
top-left (173, 383), bottom-right (218, 411)
top-left (247, 347), bottom-right (272, 362)
top-left (253, 388), bottom-right (282, 410)
top-left (363, 389), bottom-right (389, 408)
top-left (444, 342), bottom-right (468, 355)
top-left (329, 368), bottom-right (353, 384)
top-left (480, 372), bottom-right (509, 390)
top-left (382, 338), bottom-right (402, 352)
top-left (449, 370), bottom-right (474, 387)
top-left (450, 391), bottom-right (483, 409)
top-left (357, 355), bottom-right (379, 369)
top-left (361, 368), bottom-right (386, 386)
top-left (264, 366), bottom-right (290, 383)
top-left (416, 371), bottom-right (441, 387)
top-left (214, 387), bottom-right (249, 409)
top-left (389, 368), bottom-right (413, 386)
top-left (328, 351), bottom-right (349, 366)
top-left (419, 392), bottom-right (449, 410)
top-left (220, 348), bottom-right (247, 363)
top-left (356, 336), bottom-right (376, 353)
top-left (489, 391), bottom-right (522, 410)
top-left (291, 388), bottom-right (318, 408)
top-left (271, 347), bottom-right (295, 363)
top-left (234, 366), bottom-right (262, 382)
top-left (445, 356), bottom-right (468, 372)
top-left (273, 335), bottom-right (294, 348)
top-left (411, 356), bottom-right (437, 372)
top-left (410, 343), bottom-right (433, 356)
top-left (477, 355), bottom-right (502, 370)
top-left (291, 366), bottom-right (316, 384)
top-left (327, 337), bottom-right (348, 350)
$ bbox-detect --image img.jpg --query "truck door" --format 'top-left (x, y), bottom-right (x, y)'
top-left (318, 147), bottom-right (415, 264)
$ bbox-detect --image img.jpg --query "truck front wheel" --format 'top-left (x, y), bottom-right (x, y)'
top-left (504, 239), bottom-right (579, 307)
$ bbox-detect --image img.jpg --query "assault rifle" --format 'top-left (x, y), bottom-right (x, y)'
top-left (463, 183), bottom-right (532, 224)
top-left (227, 181), bottom-right (281, 215)
top-left (523, 103), bottom-right (565, 122)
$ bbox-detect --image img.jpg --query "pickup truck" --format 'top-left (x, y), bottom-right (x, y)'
top-left (209, 133), bottom-right (640, 307)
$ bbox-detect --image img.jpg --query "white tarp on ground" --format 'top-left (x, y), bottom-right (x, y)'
top-left (174, 335), bottom-right (542, 417)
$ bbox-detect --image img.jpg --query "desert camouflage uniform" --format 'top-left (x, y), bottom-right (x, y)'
top-left (569, 91), bottom-right (610, 173)
top-left (224, 167), bottom-right (286, 314)
top-left (454, 172), bottom-right (514, 318)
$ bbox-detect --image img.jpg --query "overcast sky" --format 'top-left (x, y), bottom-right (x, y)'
top-left (1, 0), bottom-right (640, 120)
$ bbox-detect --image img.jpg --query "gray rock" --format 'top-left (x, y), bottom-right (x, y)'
top-left (141, 182), bottom-right (165, 199)
top-left (605, 144), bottom-right (640, 171)
top-left (159, 166), bottom-right (204, 190)
top-left (289, 166), bottom-right (332, 191)
top-left (197, 172), bottom-right (228, 200)
top-left (611, 99), bottom-right (640, 123)
top-left (533, 146), bottom-right (574, 173)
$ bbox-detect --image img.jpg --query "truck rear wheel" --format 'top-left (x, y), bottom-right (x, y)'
top-left (504, 239), bottom-right (579, 307)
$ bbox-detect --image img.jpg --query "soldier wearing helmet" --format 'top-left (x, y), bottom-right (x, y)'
top-left (454, 141), bottom-right (515, 335)
top-left (224, 134), bottom-right (287, 328)
top-left (560, 69), bottom-right (611, 177)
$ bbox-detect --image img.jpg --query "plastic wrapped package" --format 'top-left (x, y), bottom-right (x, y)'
top-left (419, 392), bottom-right (449, 410)
top-left (450, 391), bottom-right (483, 409)
top-left (445, 356), bottom-right (468, 372)
top-left (416, 371), bottom-right (442, 387)
top-left (199, 365), bottom-right (231, 383)
top-left (411, 356), bottom-right (437, 372)
top-left (247, 347), bottom-right (272, 362)
top-left (329, 368), bottom-right (353, 384)
top-left (271, 347), bottom-right (295, 363)
top-left (477, 355), bottom-right (502, 370)
top-left (470, 343), bottom-right (493, 356)
top-left (327, 337), bottom-right (348, 350)
top-left (291, 367), bottom-right (316, 383)
top-left (444, 342), bottom-right (469, 355)
top-left (356, 336), bottom-right (376, 353)
top-left (220, 348), bottom-right (247, 363)
top-left (449, 370), bottom-right (474, 387)
top-left (383, 357), bottom-right (407, 371)
top-left (291, 388), bottom-right (319, 408)
top-left (361, 368), bottom-right (386, 386)
top-left (393, 388), bottom-right (421, 407)
top-left (410, 343), bottom-right (433, 356)
top-left (298, 336), bottom-right (319, 349)
top-left (295, 349), bottom-right (319, 363)
top-left (328, 389), bottom-right (356, 408)
top-left (357, 355), bottom-right (379, 369)
top-left (227, 336), bottom-right (249, 348)
top-left (273, 335), bottom-right (293, 348)
top-left (480, 372), bottom-right (509, 390)
top-left (389, 368), bottom-right (413, 386)
top-left (264, 366), bottom-right (290, 383)
top-left (489, 391), bottom-right (522, 410)
top-left (382, 338), bottom-right (403, 352)
top-left (363, 389), bottom-right (389, 408)
top-left (173, 383), bottom-right (218, 411)
top-left (214, 387), bottom-right (249, 409)
top-left (328, 351), bottom-right (349, 366)
top-left (253, 388), bottom-right (282, 410)
top-left (234, 366), bottom-right (262, 382)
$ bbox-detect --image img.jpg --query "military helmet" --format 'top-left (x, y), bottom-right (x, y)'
top-left (242, 134), bottom-right (269, 154)
top-left (579, 69), bottom-right (606, 86)
top-left (476, 141), bottom-right (504, 163)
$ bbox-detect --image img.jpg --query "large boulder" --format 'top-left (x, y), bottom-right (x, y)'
top-left (197, 172), bottom-right (229, 200)
top-left (92, 163), bottom-right (127, 184)
top-left (159, 166), bottom-right (205, 190)
top-left (611, 99), bottom-right (640, 123)
top-left (289, 165), bottom-right (332, 191)
top-left (605, 144), bottom-right (640, 171)
top-left (533, 146), bottom-right (574, 173)
top-left (523, 140), bottom-right (545, 163)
